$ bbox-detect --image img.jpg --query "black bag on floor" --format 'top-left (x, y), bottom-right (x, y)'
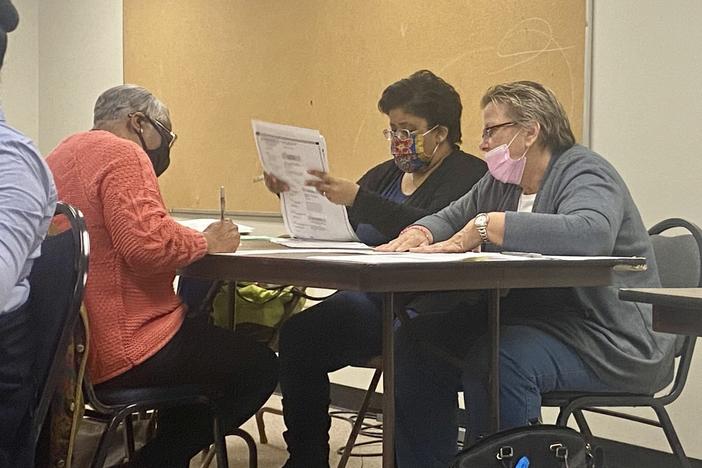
top-left (451, 425), bottom-right (594, 468)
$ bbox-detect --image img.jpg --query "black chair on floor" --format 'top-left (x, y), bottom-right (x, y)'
top-left (82, 376), bottom-right (256, 468)
top-left (27, 202), bottom-right (90, 466)
top-left (335, 358), bottom-right (384, 468)
top-left (542, 218), bottom-right (702, 468)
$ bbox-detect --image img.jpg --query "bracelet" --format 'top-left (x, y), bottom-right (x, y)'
top-left (400, 225), bottom-right (433, 244)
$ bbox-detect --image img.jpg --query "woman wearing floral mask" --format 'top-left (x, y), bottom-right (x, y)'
top-left (380, 81), bottom-right (673, 467)
top-left (267, 70), bottom-right (486, 467)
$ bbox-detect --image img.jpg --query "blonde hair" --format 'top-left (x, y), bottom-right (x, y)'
top-left (481, 81), bottom-right (575, 154)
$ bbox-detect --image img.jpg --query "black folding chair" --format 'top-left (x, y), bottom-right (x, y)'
top-left (28, 201), bottom-right (90, 465)
top-left (542, 218), bottom-right (702, 468)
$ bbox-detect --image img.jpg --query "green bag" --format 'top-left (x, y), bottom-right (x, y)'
top-left (211, 282), bottom-right (306, 347)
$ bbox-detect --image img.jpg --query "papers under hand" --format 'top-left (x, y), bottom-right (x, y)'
top-left (177, 218), bottom-right (254, 235)
top-left (251, 120), bottom-right (359, 242)
top-left (309, 252), bottom-right (510, 263)
top-left (270, 238), bottom-right (372, 250)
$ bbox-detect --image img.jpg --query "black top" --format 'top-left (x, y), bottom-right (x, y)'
top-left (347, 149), bottom-right (487, 241)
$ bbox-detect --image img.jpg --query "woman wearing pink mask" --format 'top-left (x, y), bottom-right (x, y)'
top-left (263, 70), bottom-right (486, 468)
top-left (380, 81), bottom-right (673, 468)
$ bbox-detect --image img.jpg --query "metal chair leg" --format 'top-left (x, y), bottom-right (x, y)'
top-left (90, 413), bottom-right (128, 468)
top-left (337, 368), bottom-right (383, 468)
top-left (123, 414), bottom-right (136, 459)
top-left (255, 409), bottom-right (268, 444)
top-left (212, 415), bottom-right (229, 468)
top-left (231, 428), bottom-right (258, 468)
top-left (653, 405), bottom-right (691, 468)
top-left (572, 409), bottom-right (593, 438)
top-left (555, 406), bottom-right (572, 426)
top-left (200, 448), bottom-right (215, 468)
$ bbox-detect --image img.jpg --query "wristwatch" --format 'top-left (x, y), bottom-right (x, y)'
top-left (474, 212), bottom-right (490, 244)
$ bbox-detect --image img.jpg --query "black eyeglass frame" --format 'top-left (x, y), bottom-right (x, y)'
top-left (147, 116), bottom-right (178, 149)
top-left (481, 121), bottom-right (516, 140)
top-left (128, 111), bottom-right (178, 148)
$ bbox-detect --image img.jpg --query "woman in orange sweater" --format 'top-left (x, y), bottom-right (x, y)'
top-left (46, 85), bottom-right (277, 468)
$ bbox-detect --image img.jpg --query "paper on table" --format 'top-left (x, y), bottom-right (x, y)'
top-left (251, 120), bottom-right (359, 242)
top-left (308, 252), bottom-right (519, 264)
top-left (270, 238), bottom-right (372, 250)
top-left (177, 218), bottom-right (254, 234)
top-left (211, 248), bottom-right (376, 256)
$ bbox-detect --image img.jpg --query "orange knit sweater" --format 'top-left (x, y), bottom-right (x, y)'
top-left (46, 130), bottom-right (208, 384)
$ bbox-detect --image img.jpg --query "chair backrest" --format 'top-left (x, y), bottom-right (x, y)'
top-left (29, 202), bottom-right (89, 447)
top-left (649, 218), bottom-right (702, 289)
top-left (647, 218), bottom-right (702, 403)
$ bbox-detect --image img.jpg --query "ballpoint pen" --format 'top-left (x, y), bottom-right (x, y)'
top-left (219, 185), bottom-right (226, 221)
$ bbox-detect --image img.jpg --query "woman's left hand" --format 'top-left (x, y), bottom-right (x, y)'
top-left (410, 228), bottom-right (478, 253)
top-left (306, 169), bottom-right (360, 206)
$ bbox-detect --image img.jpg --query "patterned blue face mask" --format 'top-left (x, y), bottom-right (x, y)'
top-left (388, 125), bottom-right (440, 173)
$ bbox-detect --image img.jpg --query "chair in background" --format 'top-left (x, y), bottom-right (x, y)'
top-left (542, 217), bottom-right (702, 468)
top-left (28, 201), bottom-right (90, 466)
top-left (334, 358), bottom-right (384, 468)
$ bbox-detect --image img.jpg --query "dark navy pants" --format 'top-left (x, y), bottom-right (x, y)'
top-left (0, 302), bottom-right (35, 468)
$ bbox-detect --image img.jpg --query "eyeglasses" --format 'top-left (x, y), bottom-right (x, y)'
top-left (481, 121), bottom-right (516, 140)
top-left (383, 124), bottom-right (439, 142)
top-left (148, 117), bottom-right (178, 148)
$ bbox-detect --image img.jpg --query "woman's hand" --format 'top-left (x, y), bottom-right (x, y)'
top-left (306, 170), bottom-right (360, 206)
top-left (376, 226), bottom-right (432, 252)
top-left (263, 172), bottom-right (290, 194)
top-left (203, 219), bottom-right (240, 253)
top-left (409, 226), bottom-right (478, 253)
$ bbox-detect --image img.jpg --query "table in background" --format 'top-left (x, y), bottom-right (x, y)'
top-left (620, 288), bottom-right (702, 336)
top-left (182, 243), bottom-right (645, 468)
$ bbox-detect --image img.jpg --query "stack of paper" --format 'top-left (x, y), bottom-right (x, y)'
top-left (252, 120), bottom-right (360, 243)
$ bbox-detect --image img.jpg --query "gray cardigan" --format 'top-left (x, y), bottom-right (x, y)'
top-left (415, 144), bottom-right (675, 393)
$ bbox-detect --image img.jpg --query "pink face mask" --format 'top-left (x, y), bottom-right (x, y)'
top-left (484, 131), bottom-right (528, 185)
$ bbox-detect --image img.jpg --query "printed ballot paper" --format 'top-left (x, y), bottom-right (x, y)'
top-left (252, 120), bottom-right (360, 242)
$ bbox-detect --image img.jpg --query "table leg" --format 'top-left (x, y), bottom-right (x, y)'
top-left (382, 292), bottom-right (396, 468)
top-left (487, 288), bottom-right (501, 433)
top-left (227, 281), bottom-right (237, 331)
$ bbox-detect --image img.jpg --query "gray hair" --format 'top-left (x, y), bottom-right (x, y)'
top-left (93, 84), bottom-right (171, 128)
top-left (480, 81), bottom-right (575, 154)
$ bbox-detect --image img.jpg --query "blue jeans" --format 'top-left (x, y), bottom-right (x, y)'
top-left (395, 308), bottom-right (614, 468)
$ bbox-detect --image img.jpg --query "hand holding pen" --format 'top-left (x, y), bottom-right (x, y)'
top-left (203, 186), bottom-right (239, 253)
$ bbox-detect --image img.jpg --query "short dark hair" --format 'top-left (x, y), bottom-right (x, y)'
top-left (378, 70), bottom-right (462, 146)
top-left (0, 0), bottom-right (19, 70)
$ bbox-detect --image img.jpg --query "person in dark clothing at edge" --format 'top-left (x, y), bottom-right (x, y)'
top-left (261, 70), bottom-right (488, 467)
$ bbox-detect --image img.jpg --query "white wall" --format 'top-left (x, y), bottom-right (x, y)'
top-left (590, 1), bottom-right (702, 229)
top-left (1, 0), bottom-right (122, 154)
top-left (570, 0), bottom-right (702, 458)
top-left (37, 0), bottom-right (123, 155)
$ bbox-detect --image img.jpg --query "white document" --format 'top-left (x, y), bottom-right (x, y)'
top-left (252, 120), bottom-right (359, 242)
top-left (270, 238), bottom-right (372, 250)
top-left (211, 248), bottom-right (376, 256)
top-left (177, 218), bottom-right (254, 234)
top-left (308, 251), bottom-right (518, 264)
